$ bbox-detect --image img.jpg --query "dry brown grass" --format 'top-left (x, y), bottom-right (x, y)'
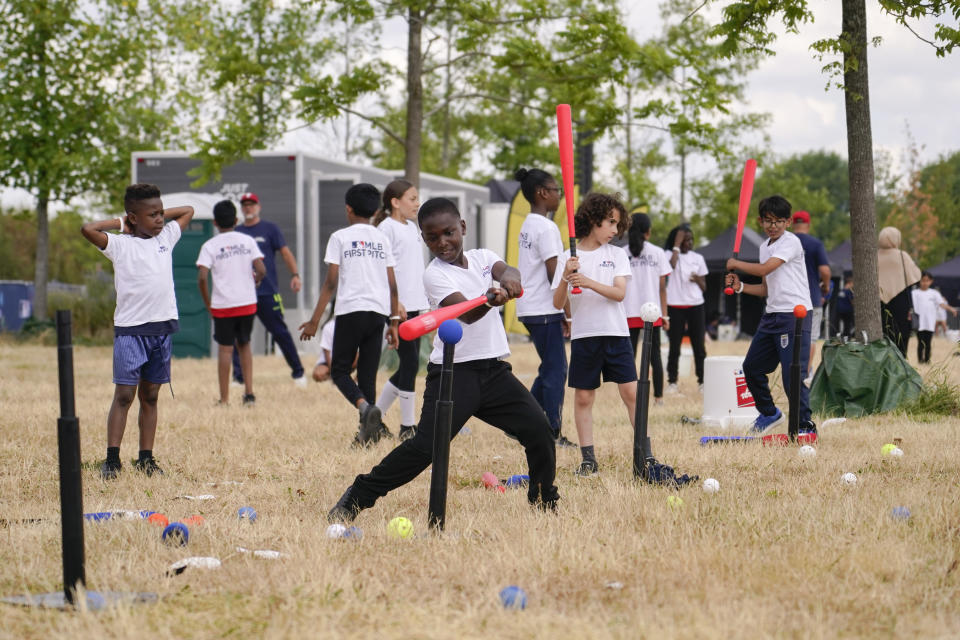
top-left (2, 335), bottom-right (960, 638)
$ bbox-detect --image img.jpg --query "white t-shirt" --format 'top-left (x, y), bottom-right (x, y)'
top-left (423, 248), bottom-right (510, 364)
top-left (551, 244), bottom-right (631, 340)
top-left (912, 288), bottom-right (945, 332)
top-left (378, 217), bottom-right (429, 312)
top-left (665, 249), bottom-right (708, 306)
top-left (324, 223), bottom-right (397, 316)
top-left (102, 222), bottom-right (181, 326)
top-left (195, 230), bottom-right (264, 310)
top-left (623, 242), bottom-right (672, 319)
top-left (761, 231), bottom-right (812, 313)
top-left (314, 320), bottom-right (337, 366)
top-left (516, 213), bottom-right (565, 317)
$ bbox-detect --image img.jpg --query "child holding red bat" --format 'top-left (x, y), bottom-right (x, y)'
top-left (551, 193), bottom-right (635, 477)
top-left (725, 195), bottom-right (814, 433)
top-left (514, 167), bottom-right (575, 448)
top-left (299, 183), bottom-right (400, 447)
top-left (327, 197), bottom-right (559, 521)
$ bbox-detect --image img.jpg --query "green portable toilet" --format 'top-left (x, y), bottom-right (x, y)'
top-left (172, 219), bottom-right (213, 358)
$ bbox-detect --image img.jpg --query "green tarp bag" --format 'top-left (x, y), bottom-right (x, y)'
top-left (810, 337), bottom-right (923, 417)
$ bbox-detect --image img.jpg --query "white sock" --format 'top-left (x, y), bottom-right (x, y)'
top-left (377, 381), bottom-right (400, 413)
top-left (397, 389), bottom-right (416, 426)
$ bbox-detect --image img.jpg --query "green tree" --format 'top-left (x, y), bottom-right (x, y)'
top-left (918, 150), bottom-right (960, 266)
top-left (0, 208), bottom-right (113, 283)
top-left (0, 0), bottom-right (178, 319)
top-left (712, 0), bottom-right (960, 342)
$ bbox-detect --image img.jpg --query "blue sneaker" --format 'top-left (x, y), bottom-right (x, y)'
top-left (750, 408), bottom-right (784, 433)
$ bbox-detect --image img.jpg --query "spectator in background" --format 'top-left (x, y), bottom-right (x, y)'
top-left (664, 224), bottom-right (708, 394)
top-left (878, 226), bottom-right (921, 357)
top-left (791, 210), bottom-right (830, 383)
top-left (233, 192), bottom-right (307, 387)
top-left (836, 276), bottom-right (855, 338)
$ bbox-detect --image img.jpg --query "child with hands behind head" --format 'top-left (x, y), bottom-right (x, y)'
top-left (551, 192), bottom-right (635, 478)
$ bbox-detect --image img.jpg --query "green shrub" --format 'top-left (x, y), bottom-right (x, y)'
top-left (45, 274), bottom-right (115, 344)
top-left (898, 366), bottom-right (960, 419)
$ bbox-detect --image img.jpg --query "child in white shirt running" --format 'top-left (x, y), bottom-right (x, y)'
top-left (912, 272), bottom-right (957, 363)
top-left (552, 192), bottom-right (635, 477)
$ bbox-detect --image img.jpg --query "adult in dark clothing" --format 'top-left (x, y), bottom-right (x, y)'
top-left (791, 210), bottom-right (830, 378)
top-left (877, 226), bottom-right (921, 357)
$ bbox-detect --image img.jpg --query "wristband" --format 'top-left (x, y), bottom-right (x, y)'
top-left (564, 317), bottom-right (572, 322)
top-left (389, 315), bottom-right (400, 321)
top-left (484, 301), bottom-right (494, 308)
top-left (737, 281), bottom-right (744, 294)
top-left (292, 273), bottom-right (299, 278)
top-left (672, 247), bottom-right (680, 253)
top-left (117, 217), bottom-right (125, 232)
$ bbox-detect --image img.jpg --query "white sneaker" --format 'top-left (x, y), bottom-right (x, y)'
top-left (666, 383), bottom-right (679, 395)
top-left (698, 383), bottom-right (704, 394)
top-left (803, 375), bottom-right (813, 387)
top-left (230, 379), bottom-right (243, 389)
top-left (293, 375), bottom-right (308, 389)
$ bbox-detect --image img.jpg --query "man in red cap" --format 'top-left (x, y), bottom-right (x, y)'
top-left (233, 192), bottom-right (307, 387)
top-left (792, 210), bottom-right (830, 383)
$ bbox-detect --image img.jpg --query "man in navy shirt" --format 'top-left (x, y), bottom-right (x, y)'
top-left (233, 192), bottom-right (307, 387)
top-left (792, 210), bottom-right (830, 382)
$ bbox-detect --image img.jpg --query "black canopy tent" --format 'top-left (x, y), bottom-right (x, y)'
top-left (696, 225), bottom-right (766, 335)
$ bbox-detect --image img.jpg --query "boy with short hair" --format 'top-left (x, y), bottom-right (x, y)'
top-left (327, 197), bottom-right (559, 522)
top-left (725, 195), bottom-right (814, 433)
top-left (911, 271), bottom-right (957, 363)
top-left (196, 200), bottom-right (266, 405)
top-left (299, 183), bottom-right (399, 446)
top-left (80, 184), bottom-right (194, 479)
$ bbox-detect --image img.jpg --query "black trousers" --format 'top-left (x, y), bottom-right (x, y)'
top-left (917, 330), bottom-right (933, 363)
top-left (629, 324), bottom-right (663, 398)
top-left (389, 310), bottom-right (420, 392)
top-left (666, 304), bottom-right (706, 384)
top-left (881, 289), bottom-right (911, 357)
top-left (349, 359), bottom-right (559, 508)
top-left (331, 310), bottom-right (386, 406)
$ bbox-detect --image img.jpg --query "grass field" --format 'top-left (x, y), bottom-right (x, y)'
top-left (1, 335), bottom-right (960, 638)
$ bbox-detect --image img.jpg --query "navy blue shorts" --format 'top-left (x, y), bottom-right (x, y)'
top-left (568, 335), bottom-right (637, 390)
top-left (113, 334), bottom-right (173, 386)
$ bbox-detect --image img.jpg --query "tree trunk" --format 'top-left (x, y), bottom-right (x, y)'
top-left (842, 0), bottom-right (882, 341)
top-left (404, 7), bottom-right (423, 187)
top-left (33, 193), bottom-right (50, 321)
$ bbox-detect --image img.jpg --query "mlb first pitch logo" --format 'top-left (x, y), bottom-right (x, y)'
top-left (345, 239), bottom-right (386, 259)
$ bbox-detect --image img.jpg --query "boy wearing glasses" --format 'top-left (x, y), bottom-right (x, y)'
top-left (724, 195), bottom-right (813, 433)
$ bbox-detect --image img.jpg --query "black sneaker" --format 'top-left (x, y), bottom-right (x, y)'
top-left (242, 393), bottom-right (256, 407)
top-left (799, 420), bottom-right (817, 434)
top-left (133, 457), bottom-right (164, 477)
top-left (100, 459), bottom-right (122, 480)
top-left (356, 403), bottom-right (382, 445)
top-left (327, 487), bottom-right (361, 523)
top-left (398, 425), bottom-right (416, 441)
top-left (574, 460), bottom-right (599, 478)
top-left (555, 435), bottom-right (577, 449)
top-left (373, 422), bottom-right (393, 442)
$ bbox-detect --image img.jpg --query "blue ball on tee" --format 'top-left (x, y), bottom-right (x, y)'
top-left (499, 585), bottom-right (527, 610)
top-left (438, 319), bottom-right (463, 345)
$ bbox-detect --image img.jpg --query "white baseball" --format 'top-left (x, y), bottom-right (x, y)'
top-left (702, 478), bottom-right (720, 493)
top-left (639, 302), bottom-right (660, 323)
top-left (326, 524), bottom-right (346, 539)
top-left (798, 445), bottom-right (817, 458)
top-left (841, 472), bottom-right (857, 486)
top-left (890, 447), bottom-right (904, 458)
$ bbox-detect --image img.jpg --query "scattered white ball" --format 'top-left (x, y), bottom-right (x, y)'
top-left (702, 478), bottom-right (720, 494)
top-left (798, 445), bottom-right (817, 458)
top-left (890, 447), bottom-right (904, 458)
top-left (326, 524), bottom-right (347, 539)
top-left (639, 302), bottom-right (660, 323)
top-left (841, 472), bottom-right (858, 486)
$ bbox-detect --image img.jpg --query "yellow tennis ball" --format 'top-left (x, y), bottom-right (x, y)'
top-left (666, 495), bottom-right (684, 509)
top-left (387, 516), bottom-right (414, 539)
top-left (881, 443), bottom-right (897, 456)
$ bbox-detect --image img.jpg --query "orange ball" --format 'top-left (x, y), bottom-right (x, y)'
top-left (183, 515), bottom-right (205, 527)
top-left (147, 513), bottom-right (169, 527)
top-left (793, 305), bottom-right (807, 319)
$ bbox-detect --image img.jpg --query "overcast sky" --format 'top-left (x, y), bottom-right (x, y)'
top-left (3, 1), bottom-right (957, 211)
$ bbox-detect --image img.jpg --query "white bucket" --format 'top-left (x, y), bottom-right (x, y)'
top-left (701, 356), bottom-right (758, 429)
top-left (660, 346), bottom-right (693, 378)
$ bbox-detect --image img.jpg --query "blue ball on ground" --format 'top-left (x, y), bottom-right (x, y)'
top-left (499, 585), bottom-right (527, 610)
top-left (891, 506), bottom-right (911, 521)
top-left (162, 522), bottom-right (189, 546)
top-left (438, 319), bottom-right (463, 345)
top-left (343, 526), bottom-right (363, 540)
top-left (504, 474), bottom-right (529, 488)
top-left (238, 506), bottom-right (258, 522)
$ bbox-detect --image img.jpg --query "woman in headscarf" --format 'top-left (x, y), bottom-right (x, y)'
top-left (877, 226), bottom-right (921, 356)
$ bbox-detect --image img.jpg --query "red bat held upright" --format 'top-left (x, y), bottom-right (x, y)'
top-left (398, 290), bottom-right (523, 342)
top-left (724, 158), bottom-right (758, 295)
top-left (556, 104), bottom-right (581, 294)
